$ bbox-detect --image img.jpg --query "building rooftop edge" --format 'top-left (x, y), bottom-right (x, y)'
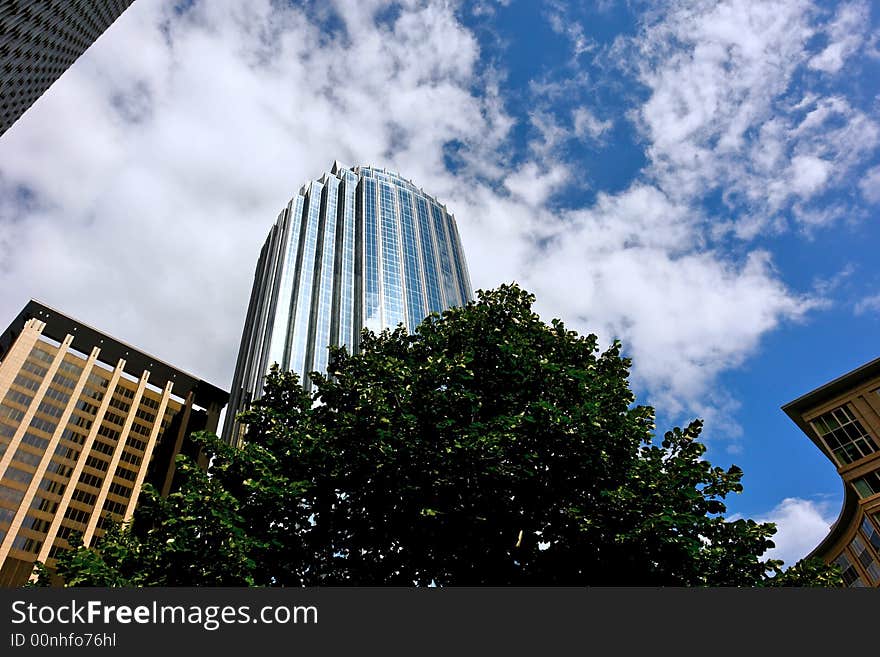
top-left (781, 356), bottom-right (880, 414)
top-left (1, 299), bottom-right (228, 407)
top-left (806, 483), bottom-right (858, 562)
top-left (289, 162), bottom-right (456, 217)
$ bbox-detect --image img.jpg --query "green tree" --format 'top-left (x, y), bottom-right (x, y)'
top-left (43, 284), bottom-right (841, 586)
top-left (36, 455), bottom-right (257, 586)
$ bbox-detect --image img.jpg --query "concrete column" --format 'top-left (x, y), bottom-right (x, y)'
top-left (82, 370), bottom-right (149, 545)
top-left (122, 380), bottom-right (173, 522)
top-left (0, 344), bottom-right (98, 570)
top-left (32, 359), bottom-right (125, 567)
top-left (0, 319), bottom-right (45, 408)
top-left (160, 391), bottom-right (194, 497)
top-left (0, 332), bottom-right (74, 484)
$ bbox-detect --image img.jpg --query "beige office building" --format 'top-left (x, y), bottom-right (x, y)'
top-left (0, 300), bottom-right (226, 587)
top-left (783, 357), bottom-right (880, 587)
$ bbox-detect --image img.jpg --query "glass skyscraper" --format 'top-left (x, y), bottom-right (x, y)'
top-left (0, 1), bottom-right (136, 136)
top-left (223, 162), bottom-right (472, 445)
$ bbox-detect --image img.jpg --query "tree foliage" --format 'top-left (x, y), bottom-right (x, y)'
top-left (43, 284), bottom-right (841, 586)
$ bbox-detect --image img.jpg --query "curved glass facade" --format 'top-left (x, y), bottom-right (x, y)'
top-left (223, 162), bottom-right (472, 444)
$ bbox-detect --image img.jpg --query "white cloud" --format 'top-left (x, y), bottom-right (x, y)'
top-left (628, 0), bottom-right (879, 235)
top-left (525, 111), bottom-right (571, 160)
top-left (470, 0), bottom-right (511, 18)
top-left (480, 0), bottom-right (880, 438)
top-left (526, 198), bottom-right (816, 407)
top-left (788, 155), bottom-right (832, 196)
top-left (503, 162), bottom-right (569, 207)
top-left (754, 497), bottom-right (836, 566)
top-left (854, 293), bottom-right (880, 316)
top-left (859, 165), bottom-right (880, 204)
top-left (867, 29), bottom-right (880, 59)
top-left (808, 1), bottom-right (871, 73)
top-left (511, 0), bottom-right (852, 427)
top-left (779, 96), bottom-right (880, 210)
top-left (546, 6), bottom-right (595, 61)
top-left (572, 107), bottom-right (612, 141)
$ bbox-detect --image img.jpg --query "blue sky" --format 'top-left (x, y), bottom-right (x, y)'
top-left (0, 0), bottom-right (878, 565)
